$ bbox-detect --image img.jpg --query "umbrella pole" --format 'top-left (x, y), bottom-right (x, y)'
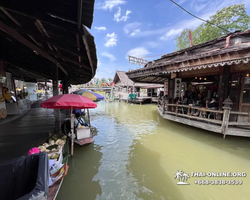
top-left (87, 109), bottom-right (91, 127)
top-left (70, 107), bottom-right (74, 157)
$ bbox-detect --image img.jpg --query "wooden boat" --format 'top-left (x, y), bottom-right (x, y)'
top-left (48, 140), bottom-right (70, 200)
top-left (68, 126), bottom-right (94, 146)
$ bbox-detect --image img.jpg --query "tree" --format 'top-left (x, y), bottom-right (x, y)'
top-left (108, 78), bottom-right (113, 83)
top-left (100, 78), bottom-right (107, 83)
top-left (175, 4), bottom-right (250, 50)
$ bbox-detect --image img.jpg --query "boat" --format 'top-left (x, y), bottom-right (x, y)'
top-left (68, 126), bottom-right (94, 146)
top-left (48, 139), bottom-right (70, 200)
top-left (0, 152), bottom-right (50, 200)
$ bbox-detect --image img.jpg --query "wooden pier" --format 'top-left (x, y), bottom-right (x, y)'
top-left (158, 98), bottom-right (250, 138)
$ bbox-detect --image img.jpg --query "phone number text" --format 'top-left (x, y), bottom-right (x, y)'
top-left (194, 180), bottom-right (243, 185)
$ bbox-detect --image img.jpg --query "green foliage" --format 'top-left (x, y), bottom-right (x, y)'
top-left (100, 78), bottom-right (107, 83)
top-left (175, 4), bottom-right (250, 50)
top-left (108, 78), bottom-right (113, 83)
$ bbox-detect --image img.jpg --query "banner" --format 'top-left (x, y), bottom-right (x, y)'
top-left (164, 82), bottom-right (168, 95)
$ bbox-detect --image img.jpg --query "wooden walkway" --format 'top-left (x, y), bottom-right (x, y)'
top-left (0, 100), bottom-right (55, 162)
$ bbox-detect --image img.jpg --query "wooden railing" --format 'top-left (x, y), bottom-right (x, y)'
top-left (159, 97), bottom-right (250, 138)
top-left (229, 111), bottom-right (250, 127)
top-left (161, 103), bottom-right (224, 125)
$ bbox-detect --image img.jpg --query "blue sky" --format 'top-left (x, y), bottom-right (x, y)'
top-left (90, 0), bottom-right (250, 80)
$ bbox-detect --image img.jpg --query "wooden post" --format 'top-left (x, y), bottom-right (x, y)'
top-left (45, 80), bottom-right (48, 99)
top-left (187, 106), bottom-right (191, 116)
top-left (70, 107), bottom-right (74, 157)
top-left (64, 76), bottom-right (69, 94)
top-left (53, 65), bottom-right (60, 133)
top-left (87, 109), bottom-right (91, 127)
top-left (175, 104), bottom-right (178, 116)
top-left (162, 100), bottom-right (165, 114)
top-left (110, 87), bottom-right (113, 101)
top-left (221, 97), bottom-right (233, 139)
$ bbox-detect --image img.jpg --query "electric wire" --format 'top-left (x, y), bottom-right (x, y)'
top-left (170, 0), bottom-right (231, 33)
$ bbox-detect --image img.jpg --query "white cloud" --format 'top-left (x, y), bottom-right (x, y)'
top-left (95, 26), bottom-right (107, 31)
top-left (126, 47), bottom-right (151, 59)
top-left (101, 52), bottom-right (116, 62)
top-left (97, 0), bottom-right (126, 11)
top-left (145, 41), bottom-right (160, 48)
top-left (178, 0), bottom-right (187, 5)
top-left (123, 22), bottom-right (141, 34)
top-left (104, 32), bottom-right (117, 47)
top-left (160, 28), bottom-right (183, 41)
top-left (130, 29), bottom-right (140, 36)
top-left (123, 0), bottom-right (250, 40)
top-left (114, 7), bottom-right (131, 22)
top-left (189, 0), bottom-right (250, 14)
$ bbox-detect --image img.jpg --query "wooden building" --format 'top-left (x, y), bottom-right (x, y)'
top-left (127, 30), bottom-right (250, 138)
top-left (113, 71), bottom-right (163, 103)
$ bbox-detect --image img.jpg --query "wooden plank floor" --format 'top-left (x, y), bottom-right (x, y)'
top-left (0, 102), bottom-right (55, 162)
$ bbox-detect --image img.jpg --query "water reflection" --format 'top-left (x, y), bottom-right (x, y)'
top-left (58, 101), bottom-right (250, 200)
top-left (127, 140), bottom-right (184, 200)
top-left (57, 144), bottom-right (103, 200)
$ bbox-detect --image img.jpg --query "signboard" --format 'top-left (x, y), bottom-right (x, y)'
top-left (164, 82), bottom-right (168, 95)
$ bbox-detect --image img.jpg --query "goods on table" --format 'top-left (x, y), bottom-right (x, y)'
top-left (38, 137), bottom-right (66, 154)
top-left (37, 135), bottom-right (69, 187)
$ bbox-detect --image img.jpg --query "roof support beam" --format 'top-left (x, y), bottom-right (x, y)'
top-left (3, 24), bottom-right (89, 59)
top-left (0, 20), bottom-right (68, 76)
top-left (78, 0), bottom-right (83, 30)
top-left (82, 26), bottom-right (94, 76)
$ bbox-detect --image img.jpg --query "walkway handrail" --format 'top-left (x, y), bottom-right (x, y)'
top-left (159, 97), bottom-right (250, 139)
top-left (161, 103), bottom-right (223, 125)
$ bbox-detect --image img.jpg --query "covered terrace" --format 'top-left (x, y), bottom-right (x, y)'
top-left (127, 30), bottom-right (250, 138)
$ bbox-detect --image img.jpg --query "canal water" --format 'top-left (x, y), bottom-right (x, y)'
top-left (57, 101), bottom-right (250, 200)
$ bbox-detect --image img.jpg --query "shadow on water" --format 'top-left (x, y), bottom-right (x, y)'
top-left (127, 140), bottom-right (184, 200)
top-left (57, 143), bottom-right (103, 200)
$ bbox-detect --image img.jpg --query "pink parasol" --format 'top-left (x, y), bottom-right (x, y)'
top-left (41, 94), bottom-right (97, 109)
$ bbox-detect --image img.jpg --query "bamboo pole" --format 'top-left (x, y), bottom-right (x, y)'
top-left (70, 107), bottom-right (74, 157)
top-left (87, 109), bottom-right (91, 127)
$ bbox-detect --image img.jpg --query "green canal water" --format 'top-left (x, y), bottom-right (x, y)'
top-left (57, 101), bottom-right (250, 200)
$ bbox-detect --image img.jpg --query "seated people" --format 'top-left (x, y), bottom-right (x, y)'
top-left (74, 113), bottom-right (88, 128)
top-left (206, 98), bottom-right (219, 109)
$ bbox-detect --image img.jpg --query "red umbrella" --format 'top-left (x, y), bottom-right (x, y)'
top-left (41, 94), bottom-right (97, 157)
top-left (41, 94), bottom-right (97, 109)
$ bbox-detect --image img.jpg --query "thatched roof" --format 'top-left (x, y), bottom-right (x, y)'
top-left (113, 71), bottom-right (163, 88)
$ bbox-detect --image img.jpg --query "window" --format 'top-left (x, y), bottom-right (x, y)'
top-left (242, 75), bottom-right (250, 104)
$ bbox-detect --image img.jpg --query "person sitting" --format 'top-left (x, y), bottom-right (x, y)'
top-left (206, 98), bottom-right (219, 109)
top-left (74, 113), bottom-right (88, 128)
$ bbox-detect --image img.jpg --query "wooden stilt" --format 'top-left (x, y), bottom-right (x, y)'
top-left (70, 107), bottom-right (74, 157)
top-left (87, 109), bottom-right (91, 127)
